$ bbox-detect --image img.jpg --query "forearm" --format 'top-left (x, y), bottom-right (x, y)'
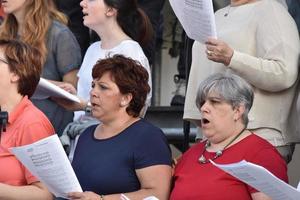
top-left (251, 191), bottom-right (272, 200)
top-left (0, 182), bottom-right (53, 200)
top-left (229, 50), bottom-right (298, 91)
top-left (63, 69), bottom-right (79, 88)
top-left (102, 188), bottom-right (169, 200)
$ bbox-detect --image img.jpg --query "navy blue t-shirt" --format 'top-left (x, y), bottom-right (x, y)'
top-left (72, 119), bottom-right (172, 195)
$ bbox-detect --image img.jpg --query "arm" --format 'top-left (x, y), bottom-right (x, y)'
top-left (206, 3), bottom-right (300, 92)
top-left (122, 165), bottom-right (172, 200)
top-left (62, 69), bottom-right (79, 88)
top-left (49, 69), bottom-right (78, 89)
top-left (68, 165), bottom-right (172, 200)
top-left (251, 192), bottom-right (272, 200)
top-left (0, 182), bottom-right (53, 200)
top-left (205, 35), bottom-right (299, 92)
top-left (50, 22), bottom-right (81, 89)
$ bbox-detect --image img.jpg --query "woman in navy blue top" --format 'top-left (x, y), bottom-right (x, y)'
top-left (69, 55), bottom-right (172, 200)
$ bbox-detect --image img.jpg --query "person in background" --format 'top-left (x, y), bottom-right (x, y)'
top-left (0, 39), bottom-right (54, 200)
top-left (56, 0), bottom-right (153, 152)
top-left (287, 0), bottom-right (300, 34)
top-left (137, 0), bottom-right (165, 65)
top-left (68, 55), bottom-right (172, 200)
top-left (184, 0), bottom-right (300, 163)
top-left (0, 0), bottom-right (81, 136)
top-left (54, 0), bottom-right (90, 58)
top-left (171, 72), bottom-right (288, 200)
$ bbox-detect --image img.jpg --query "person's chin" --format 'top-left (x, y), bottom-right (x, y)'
top-left (83, 21), bottom-right (90, 28)
top-left (82, 19), bottom-right (92, 28)
top-left (201, 127), bottom-right (213, 136)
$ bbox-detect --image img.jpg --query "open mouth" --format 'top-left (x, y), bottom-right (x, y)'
top-left (201, 118), bottom-right (210, 125)
top-left (82, 10), bottom-right (88, 17)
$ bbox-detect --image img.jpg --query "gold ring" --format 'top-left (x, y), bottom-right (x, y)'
top-left (207, 50), bottom-right (213, 56)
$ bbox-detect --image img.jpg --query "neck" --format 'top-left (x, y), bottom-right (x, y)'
top-left (96, 114), bottom-right (139, 139)
top-left (94, 21), bottom-right (131, 49)
top-left (208, 124), bottom-right (247, 151)
top-left (1, 93), bottom-right (23, 114)
top-left (13, 10), bottom-right (25, 35)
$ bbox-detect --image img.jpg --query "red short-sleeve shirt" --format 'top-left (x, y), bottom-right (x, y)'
top-left (170, 133), bottom-right (288, 200)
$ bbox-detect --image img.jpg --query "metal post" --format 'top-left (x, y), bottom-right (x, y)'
top-left (182, 32), bottom-right (194, 152)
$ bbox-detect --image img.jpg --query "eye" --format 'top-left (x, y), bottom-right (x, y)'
top-left (91, 82), bottom-right (95, 88)
top-left (210, 98), bottom-right (222, 104)
top-left (211, 99), bottom-right (218, 104)
top-left (100, 84), bottom-right (108, 90)
top-left (199, 100), bottom-right (205, 107)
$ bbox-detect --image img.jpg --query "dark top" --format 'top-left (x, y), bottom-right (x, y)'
top-left (72, 119), bottom-right (172, 195)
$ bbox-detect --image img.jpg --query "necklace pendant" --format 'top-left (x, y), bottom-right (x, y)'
top-left (199, 155), bottom-right (206, 163)
top-left (216, 150), bottom-right (223, 157)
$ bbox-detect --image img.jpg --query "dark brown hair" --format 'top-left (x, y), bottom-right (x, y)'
top-left (92, 54), bottom-right (150, 117)
top-left (0, 39), bottom-right (43, 97)
top-left (104, 0), bottom-right (153, 46)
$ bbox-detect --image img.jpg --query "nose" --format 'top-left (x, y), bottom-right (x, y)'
top-left (90, 87), bottom-right (98, 99)
top-left (200, 101), bottom-right (209, 113)
top-left (80, 0), bottom-right (86, 8)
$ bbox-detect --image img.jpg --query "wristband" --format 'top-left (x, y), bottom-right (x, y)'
top-left (85, 101), bottom-right (92, 115)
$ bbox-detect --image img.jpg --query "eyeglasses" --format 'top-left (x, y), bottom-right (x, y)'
top-left (0, 57), bottom-right (8, 64)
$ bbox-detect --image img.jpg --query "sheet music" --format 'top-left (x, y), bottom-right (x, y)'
top-left (211, 160), bottom-right (300, 200)
top-left (169, 0), bottom-right (217, 43)
top-left (10, 135), bottom-right (82, 199)
top-left (32, 78), bottom-right (80, 103)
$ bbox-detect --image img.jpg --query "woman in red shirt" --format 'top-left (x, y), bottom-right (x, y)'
top-left (170, 73), bottom-right (287, 200)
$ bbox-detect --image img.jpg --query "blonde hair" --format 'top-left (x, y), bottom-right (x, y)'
top-left (0, 0), bottom-right (68, 65)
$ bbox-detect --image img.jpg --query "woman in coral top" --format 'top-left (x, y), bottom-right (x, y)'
top-left (0, 39), bottom-right (54, 199)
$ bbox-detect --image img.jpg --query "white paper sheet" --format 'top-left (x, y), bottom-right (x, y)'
top-left (211, 160), bottom-right (300, 200)
top-left (169, 0), bottom-right (217, 43)
top-left (10, 135), bottom-right (82, 199)
top-left (32, 78), bottom-right (80, 103)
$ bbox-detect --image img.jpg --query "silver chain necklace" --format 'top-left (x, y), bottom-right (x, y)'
top-left (198, 127), bottom-right (246, 164)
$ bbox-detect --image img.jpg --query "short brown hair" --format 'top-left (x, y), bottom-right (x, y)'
top-left (92, 54), bottom-right (150, 117)
top-left (0, 39), bottom-right (43, 97)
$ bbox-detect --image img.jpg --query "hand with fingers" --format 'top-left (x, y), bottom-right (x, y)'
top-left (56, 82), bottom-right (78, 95)
top-left (51, 96), bottom-right (87, 111)
top-left (205, 37), bottom-right (234, 66)
top-left (68, 191), bottom-right (103, 200)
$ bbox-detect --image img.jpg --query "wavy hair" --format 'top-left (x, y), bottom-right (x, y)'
top-left (92, 54), bottom-right (150, 117)
top-left (0, 0), bottom-right (67, 65)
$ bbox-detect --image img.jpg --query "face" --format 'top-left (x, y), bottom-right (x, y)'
top-left (0, 48), bottom-right (19, 103)
top-left (80, 0), bottom-right (113, 30)
top-left (90, 72), bottom-right (129, 122)
top-left (1, 0), bottom-right (27, 18)
top-left (199, 92), bottom-right (240, 143)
